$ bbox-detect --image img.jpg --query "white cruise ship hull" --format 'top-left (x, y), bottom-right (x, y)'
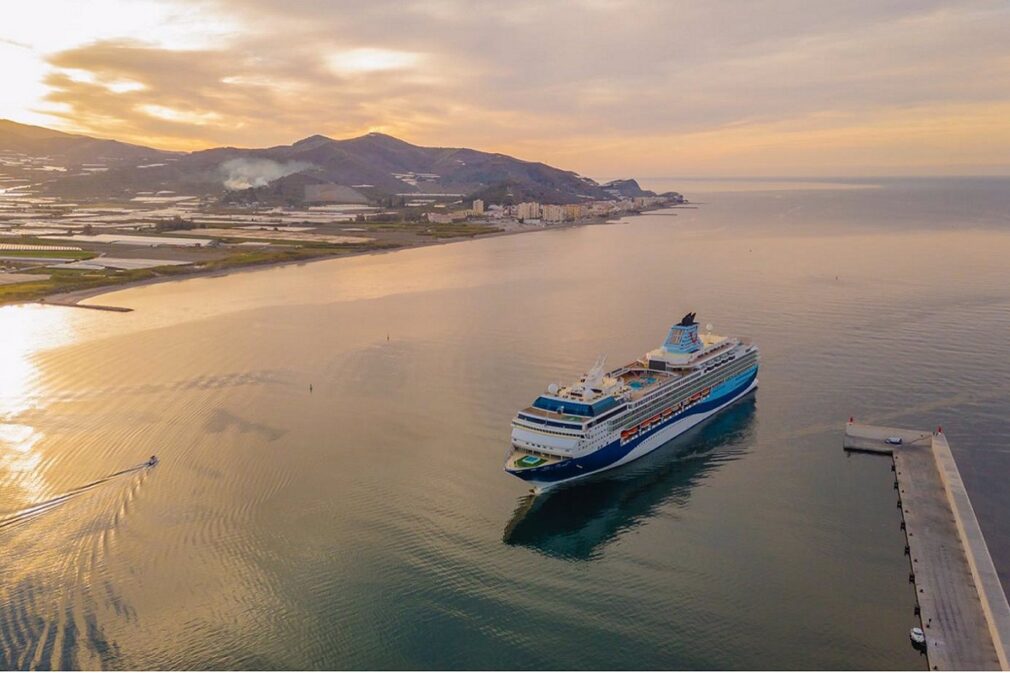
top-left (508, 366), bottom-right (758, 490)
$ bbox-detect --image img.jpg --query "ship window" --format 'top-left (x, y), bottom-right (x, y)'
top-left (532, 396), bottom-right (619, 417)
top-left (517, 413), bottom-right (582, 430)
top-left (590, 397), bottom-right (619, 415)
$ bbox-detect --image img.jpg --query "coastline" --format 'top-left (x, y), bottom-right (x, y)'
top-left (30, 210), bottom-right (664, 310)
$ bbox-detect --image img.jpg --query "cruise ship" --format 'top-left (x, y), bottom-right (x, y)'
top-left (505, 313), bottom-right (758, 489)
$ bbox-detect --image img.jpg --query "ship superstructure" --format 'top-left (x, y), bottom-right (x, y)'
top-left (505, 313), bottom-right (758, 489)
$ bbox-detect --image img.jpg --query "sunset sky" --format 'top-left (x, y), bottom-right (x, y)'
top-left (2, 0), bottom-right (1009, 177)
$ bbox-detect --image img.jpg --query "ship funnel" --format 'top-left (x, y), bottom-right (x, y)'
top-left (663, 312), bottom-right (702, 354)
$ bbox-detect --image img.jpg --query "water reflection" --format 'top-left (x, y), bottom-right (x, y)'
top-left (5, 180), bottom-right (1003, 668)
top-left (0, 305), bottom-right (79, 505)
top-left (503, 395), bottom-right (757, 560)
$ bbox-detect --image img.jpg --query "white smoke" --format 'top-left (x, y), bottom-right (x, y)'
top-left (220, 158), bottom-right (311, 190)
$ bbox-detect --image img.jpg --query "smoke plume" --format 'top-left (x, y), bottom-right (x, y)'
top-left (220, 158), bottom-right (311, 190)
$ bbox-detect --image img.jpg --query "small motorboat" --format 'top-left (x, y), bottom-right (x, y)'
top-left (910, 626), bottom-right (926, 645)
top-left (885, 436), bottom-right (904, 446)
top-left (147, 455), bottom-right (159, 467)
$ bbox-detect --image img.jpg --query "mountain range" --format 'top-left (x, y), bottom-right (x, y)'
top-left (0, 119), bottom-right (671, 205)
top-left (0, 119), bottom-right (169, 164)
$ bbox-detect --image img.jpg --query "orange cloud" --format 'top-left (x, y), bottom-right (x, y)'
top-left (19, 0), bottom-right (1010, 176)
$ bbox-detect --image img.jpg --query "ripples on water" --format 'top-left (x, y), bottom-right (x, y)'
top-left (2, 178), bottom-right (1009, 669)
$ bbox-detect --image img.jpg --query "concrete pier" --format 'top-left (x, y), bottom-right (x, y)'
top-left (844, 422), bottom-right (1010, 671)
top-left (39, 300), bottom-right (133, 312)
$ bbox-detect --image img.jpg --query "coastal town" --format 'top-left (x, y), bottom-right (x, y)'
top-left (0, 144), bottom-right (685, 305)
top-left (423, 194), bottom-right (677, 225)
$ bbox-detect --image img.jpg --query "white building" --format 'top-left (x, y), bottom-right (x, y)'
top-left (517, 202), bottom-right (542, 221)
top-left (542, 204), bottom-right (565, 223)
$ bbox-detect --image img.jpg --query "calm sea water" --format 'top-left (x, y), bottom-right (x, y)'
top-left (2, 177), bottom-right (1010, 669)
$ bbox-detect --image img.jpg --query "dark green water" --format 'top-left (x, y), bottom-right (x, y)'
top-left (2, 178), bottom-right (1009, 669)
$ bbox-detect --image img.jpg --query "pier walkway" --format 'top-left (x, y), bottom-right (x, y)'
top-left (39, 300), bottom-right (133, 312)
top-left (844, 422), bottom-right (1010, 671)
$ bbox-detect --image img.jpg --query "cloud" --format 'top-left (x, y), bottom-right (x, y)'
top-left (40, 35), bottom-right (450, 150)
top-left (219, 158), bottom-right (311, 190)
top-left (1, 37), bottom-right (32, 49)
top-left (29, 0), bottom-right (1010, 176)
top-left (327, 48), bottom-right (424, 75)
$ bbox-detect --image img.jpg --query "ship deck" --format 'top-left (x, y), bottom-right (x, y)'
top-left (505, 448), bottom-right (564, 470)
top-left (521, 338), bottom-right (754, 422)
top-left (617, 367), bottom-right (679, 401)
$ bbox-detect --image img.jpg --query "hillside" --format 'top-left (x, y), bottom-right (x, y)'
top-left (0, 119), bottom-right (172, 164)
top-left (1, 119), bottom-right (658, 205)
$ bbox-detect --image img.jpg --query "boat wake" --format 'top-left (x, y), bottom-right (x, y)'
top-left (0, 460), bottom-right (155, 532)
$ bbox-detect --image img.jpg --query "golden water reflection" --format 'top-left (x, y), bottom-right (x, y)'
top-left (0, 305), bottom-right (79, 505)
